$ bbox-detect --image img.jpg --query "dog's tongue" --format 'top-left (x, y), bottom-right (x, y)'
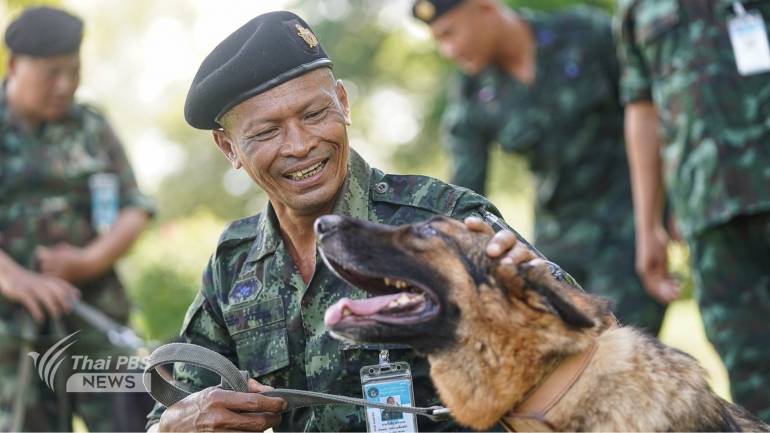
top-left (325, 294), bottom-right (403, 326)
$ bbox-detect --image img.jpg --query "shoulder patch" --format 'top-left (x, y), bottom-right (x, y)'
top-left (371, 173), bottom-right (466, 217)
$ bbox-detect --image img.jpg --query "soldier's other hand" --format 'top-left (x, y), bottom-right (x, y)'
top-left (36, 243), bottom-right (104, 283)
top-left (0, 262), bottom-right (79, 322)
top-left (158, 378), bottom-right (286, 432)
top-left (636, 225), bottom-right (680, 304)
top-left (465, 216), bottom-right (520, 260)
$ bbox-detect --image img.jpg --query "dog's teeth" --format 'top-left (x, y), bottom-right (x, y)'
top-left (342, 307), bottom-right (352, 318)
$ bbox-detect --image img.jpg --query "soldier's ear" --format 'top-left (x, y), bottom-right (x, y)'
top-left (335, 79), bottom-right (352, 126)
top-left (212, 129), bottom-right (241, 169)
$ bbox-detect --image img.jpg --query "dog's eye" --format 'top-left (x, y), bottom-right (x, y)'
top-left (417, 225), bottom-right (438, 238)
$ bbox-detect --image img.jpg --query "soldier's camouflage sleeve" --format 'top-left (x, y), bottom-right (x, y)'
top-left (89, 109), bottom-right (156, 216)
top-left (145, 256), bottom-right (236, 429)
top-left (615, 0), bottom-right (653, 104)
top-left (441, 76), bottom-right (495, 195)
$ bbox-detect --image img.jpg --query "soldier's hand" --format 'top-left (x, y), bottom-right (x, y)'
top-left (464, 216), bottom-right (519, 260)
top-left (0, 261), bottom-right (79, 322)
top-left (158, 378), bottom-right (286, 432)
top-left (36, 243), bottom-right (105, 283)
top-left (636, 225), bottom-right (680, 304)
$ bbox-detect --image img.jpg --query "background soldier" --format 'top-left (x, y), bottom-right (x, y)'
top-left (617, 0), bottom-right (770, 421)
top-left (412, 0), bottom-right (665, 334)
top-left (0, 7), bottom-right (154, 431)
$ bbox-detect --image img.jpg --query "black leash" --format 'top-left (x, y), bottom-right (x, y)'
top-left (143, 342), bottom-right (452, 421)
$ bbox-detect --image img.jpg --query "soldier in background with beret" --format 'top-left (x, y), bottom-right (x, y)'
top-left (0, 6), bottom-right (154, 431)
top-left (412, 0), bottom-right (666, 334)
top-left (145, 10), bottom-right (572, 432)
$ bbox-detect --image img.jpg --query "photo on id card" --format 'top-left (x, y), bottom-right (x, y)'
top-left (362, 378), bottom-right (418, 433)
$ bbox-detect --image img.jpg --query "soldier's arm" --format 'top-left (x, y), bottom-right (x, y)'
top-left (624, 103), bottom-right (678, 304)
top-left (441, 79), bottom-right (493, 195)
top-left (148, 257), bottom-right (285, 432)
top-left (615, 3), bottom-right (679, 304)
top-left (0, 248), bottom-right (79, 322)
top-left (37, 114), bottom-right (153, 284)
top-left (37, 208), bottom-right (149, 283)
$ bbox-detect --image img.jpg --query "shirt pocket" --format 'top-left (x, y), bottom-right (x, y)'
top-left (226, 297), bottom-right (290, 378)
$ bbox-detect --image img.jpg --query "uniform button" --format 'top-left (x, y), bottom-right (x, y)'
top-left (375, 182), bottom-right (388, 194)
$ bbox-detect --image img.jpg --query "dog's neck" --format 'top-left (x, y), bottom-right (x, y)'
top-left (428, 327), bottom-right (597, 430)
top-left (501, 340), bottom-right (598, 431)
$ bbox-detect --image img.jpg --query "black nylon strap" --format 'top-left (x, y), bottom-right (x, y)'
top-left (144, 342), bottom-right (451, 421)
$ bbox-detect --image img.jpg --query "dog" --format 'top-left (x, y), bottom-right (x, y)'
top-left (315, 214), bottom-right (769, 432)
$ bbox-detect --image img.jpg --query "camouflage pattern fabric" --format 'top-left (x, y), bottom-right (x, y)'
top-left (0, 83), bottom-right (155, 431)
top-left (442, 6), bottom-right (665, 334)
top-left (616, 0), bottom-right (770, 238)
top-left (688, 213), bottom-right (770, 422)
top-left (617, 0), bottom-right (770, 421)
top-left (146, 150), bottom-right (542, 432)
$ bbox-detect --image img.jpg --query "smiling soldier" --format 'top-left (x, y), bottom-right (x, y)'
top-left (146, 11), bottom-right (568, 432)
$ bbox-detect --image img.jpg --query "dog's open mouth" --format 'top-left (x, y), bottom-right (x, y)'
top-left (323, 258), bottom-right (440, 328)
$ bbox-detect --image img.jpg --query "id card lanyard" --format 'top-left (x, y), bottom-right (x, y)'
top-left (360, 350), bottom-right (419, 433)
top-left (728, 2), bottom-right (770, 75)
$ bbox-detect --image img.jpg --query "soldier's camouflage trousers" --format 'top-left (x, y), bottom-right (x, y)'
top-left (690, 212), bottom-right (770, 422)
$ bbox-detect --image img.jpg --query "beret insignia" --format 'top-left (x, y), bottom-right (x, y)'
top-left (415, 0), bottom-right (436, 22)
top-left (295, 24), bottom-right (319, 48)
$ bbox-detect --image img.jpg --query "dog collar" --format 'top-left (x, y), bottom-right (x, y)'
top-left (502, 341), bottom-right (598, 432)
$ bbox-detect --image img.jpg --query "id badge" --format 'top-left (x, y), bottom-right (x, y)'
top-left (361, 361), bottom-right (418, 433)
top-left (728, 5), bottom-right (770, 76)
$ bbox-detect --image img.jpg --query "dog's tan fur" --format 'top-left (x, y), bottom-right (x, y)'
top-left (419, 219), bottom-right (768, 431)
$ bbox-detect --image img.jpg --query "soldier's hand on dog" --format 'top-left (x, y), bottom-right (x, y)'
top-left (157, 378), bottom-right (286, 432)
top-left (464, 216), bottom-right (525, 263)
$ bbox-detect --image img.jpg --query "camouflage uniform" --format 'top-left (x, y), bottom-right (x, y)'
top-left (0, 84), bottom-right (155, 431)
top-left (617, 0), bottom-right (770, 420)
top-left (442, 6), bottom-right (665, 334)
top-left (146, 150), bottom-right (541, 432)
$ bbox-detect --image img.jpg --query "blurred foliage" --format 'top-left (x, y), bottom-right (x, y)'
top-left (119, 209), bottom-right (224, 341)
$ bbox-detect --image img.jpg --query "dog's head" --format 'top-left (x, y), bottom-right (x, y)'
top-left (317, 215), bottom-right (614, 429)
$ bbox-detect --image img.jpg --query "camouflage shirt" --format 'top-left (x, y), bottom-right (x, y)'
top-left (616, 0), bottom-right (770, 237)
top-left (147, 150), bottom-right (533, 432)
top-left (0, 83), bottom-right (155, 331)
top-left (443, 6), bottom-right (633, 268)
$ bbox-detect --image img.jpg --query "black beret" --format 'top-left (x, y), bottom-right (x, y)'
top-left (185, 11), bottom-right (333, 130)
top-left (412, 0), bottom-right (465, 24)
top-left (4, 6), bottom-right (83, 56)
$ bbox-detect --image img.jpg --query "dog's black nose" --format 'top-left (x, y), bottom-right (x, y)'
top-left (315, 214), bottom-right (344, 236)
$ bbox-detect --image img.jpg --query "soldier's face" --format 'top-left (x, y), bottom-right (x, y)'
top-left (430, 1), bottom-right (498, 75)
top-left (214, 68), bottom-right (351, 217)
top-left (7, 54), bottom-right (80, 121)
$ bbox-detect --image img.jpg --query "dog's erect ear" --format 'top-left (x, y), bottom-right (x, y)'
top-left (497, 258), bottom-right (595, 329)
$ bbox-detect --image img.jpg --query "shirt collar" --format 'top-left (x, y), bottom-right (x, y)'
top-left (245, 149), bottom-right (372, 263)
